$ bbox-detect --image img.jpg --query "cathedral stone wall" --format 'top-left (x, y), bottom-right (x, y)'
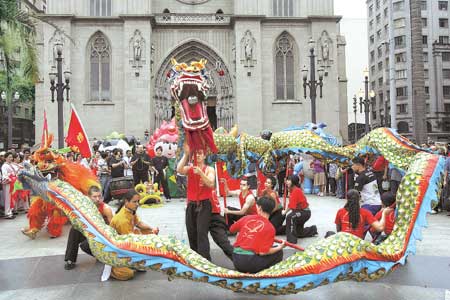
top-left (36, 0), bottom-right (348, 144)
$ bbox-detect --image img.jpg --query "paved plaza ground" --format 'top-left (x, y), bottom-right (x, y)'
top-left (1, 195), bottom-right (450, 300)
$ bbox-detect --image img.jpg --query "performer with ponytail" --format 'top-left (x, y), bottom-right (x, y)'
top-left (335, 189), bottom-right (391, 239)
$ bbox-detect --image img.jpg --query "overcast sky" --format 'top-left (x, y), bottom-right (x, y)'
top-left (334, 0), bottom-right (368, 124)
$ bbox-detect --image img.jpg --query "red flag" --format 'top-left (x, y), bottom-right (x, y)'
top-left (41, 110), bottom-right (48, 145)
top-left (65, 105), bottom-right (92, 158)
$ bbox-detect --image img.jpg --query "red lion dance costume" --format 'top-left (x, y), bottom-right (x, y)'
top-left (22, 134), bottom-right (100, 239)
top-left (169, 58), bottom-right (217, 154)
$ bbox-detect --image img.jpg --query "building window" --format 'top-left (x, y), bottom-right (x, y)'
top-left (394, 18), bottom-right (406, 28)
top-left (378, 61), bottom-right (383, 71)
top-left (397, 104), bottom-right (408, 114)
top-left (370, 35), bottom-right (375, 45)
top-left (384, 7), bottom-right (388, 18)
top-left (394, 36), bottom-right (405, 48)
top-left (422, 35), bottom-right (428, 46)
top-left (369, 20), bottom-right (373, 30)
top-left (273, 0), bottom-right (294, 17)
top-left (377, 45), bottom-right (383, 57)
top-left (422, 18), bottom-right (427, 27)
top-left (424, 69), bottom-right (429, 79)
top-left (443, 69), bottom-right (450, 79)
top-left (423, 52), bottom-right (428, 62)
top-left (425, 86), bottom-right (430, 96)
top-left (439, 36), bottom-right (449, 44)
top-left (275, 32), bottom-right (295, 100)
top-left (421, 0), bottom-right (427, 10)
top-left (443, 52), bottom-right (450, 61)
top-left (371, 65), bottom-right (376, 75)
top-left (396, 86), bottom-right (407, 97)
top-left (397, 121), bottom-right (409, 133)
top-left (444, 121), bottom-right (450, 131)
top-left (427, 121), bottom-right (432, 132)
top-left (371, 81), bottom-right (376, 90)
top-left (393, 1), bottom-right (404, 12)
top-left (376, 14), bottom-right (381, 24)
top-left (444, 103), bottom-right (450, 112)
top-left (440, 18), bottom-right (449, 28)
top-left (376, 0), bottom-right (380, 10)
top-left (369, 4), bottom-right (373, 16)
top-left (89, 0), bottom-right (112, 16)
top-left (395, 52), bottom-right (407, 63)
top-left (370, 51), bottom-right (375, 62)
top-left (378, 77), bottom-right (383, 86)
top-left (377, 30), bottom-right (382, 40)
top-left (372, 111), bottom-right (377, 119)
top-left (395, 70), bottom-right (407, 79)
top-left (89, 32), bottom-right (111, 102)
top-left (439, 1), bottom-right (448, 11)
top-left (444, 86), bottom-right (450, 98)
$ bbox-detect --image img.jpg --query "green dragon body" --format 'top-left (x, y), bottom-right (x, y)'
top-left (18, 128), bottom-right (445, 295)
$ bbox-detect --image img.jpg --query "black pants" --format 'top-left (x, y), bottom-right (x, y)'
top-left (209, 214), bottom-right (233, 260)
top-left (232, 250), bottom-right (283, 273)
top-left (390, 180), bottom-right (400, 196)
top-left (328, 178), bottom-right (337, 194)
top-left (269, 209), bottom-right (285, 235)
top-left (186, 200), bottom-right (212, 261)
top-left (154, 172), bottom-right (171, 199)
top-left (133, 171), bottom-right (149, 186)
top-left (286, 209), bottom-right (316, 244)
top-left (64, 227), bottom-right (93, 263)
top-left (277, 170), bottom-right (287, 197)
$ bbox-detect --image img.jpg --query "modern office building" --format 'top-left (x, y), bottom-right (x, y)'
top-left (367, 0), bottom-right (450, 142)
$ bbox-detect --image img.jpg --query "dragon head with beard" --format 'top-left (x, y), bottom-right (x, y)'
top-left (168, 58), bottom-right (217, 155)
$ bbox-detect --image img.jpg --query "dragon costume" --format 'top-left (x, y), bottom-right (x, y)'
top-left (17, 59), bottom-right (445, 295)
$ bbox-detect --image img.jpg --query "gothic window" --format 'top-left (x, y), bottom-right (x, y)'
top-left (275, 32), bottom-right (296, 100)
top-left (273, 0), bottom-right (293, 17)
top-left (90, 0), bottom-right (112, 17)
top-left (89, 32), bottom-right (111, 102)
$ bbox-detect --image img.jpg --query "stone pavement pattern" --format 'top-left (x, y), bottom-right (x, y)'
top-left (1, 195), bottom-right (450, 300)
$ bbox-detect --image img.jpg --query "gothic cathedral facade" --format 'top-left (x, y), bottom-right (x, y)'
top-left (35, 0), bottom-right (348, 142)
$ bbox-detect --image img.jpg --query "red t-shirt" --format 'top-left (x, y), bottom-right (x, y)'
top-left (259, 189), bottom-right (281, 209)
top-left (335, 208), bottom-right (377, 239)
top-left (239, 191), bottom-right (257, 215)
top-left (372, 156), bottom-right (388, 172)
top-left (187, 166), bottom-right (214, 202)
top-left (230, 215), bottom-right (275, 254)
top-left (288, 187), bottom-right (308, 210)
top-left (374, 208), bottom-right (395, 235)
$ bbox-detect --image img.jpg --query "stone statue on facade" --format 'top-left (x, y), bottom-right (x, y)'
top-left (240, 30), bottom-right (256, 67)
top-left (129, 30), bottom-right (146, 76)
top-left (317, 30), bottom-right (333, 73)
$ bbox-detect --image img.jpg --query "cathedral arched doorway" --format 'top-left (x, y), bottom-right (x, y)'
top-left (153, 40), bottom-right (234, 131)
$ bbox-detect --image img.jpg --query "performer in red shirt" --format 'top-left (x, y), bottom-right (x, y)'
top-left (335, 189), bottom-right (390, 239)
top-left (177, 143), bottom-right (215, 261)
top-left (230, 196), bottom-right (286, 273)
top-left (259, 176), bottom-right (285, 234)
top-left (371, 191), bottom-right (396, 243)
top-left (222, 177), bottom-right (257, 226)
top-left (283, 175), bottom-right (317, 244)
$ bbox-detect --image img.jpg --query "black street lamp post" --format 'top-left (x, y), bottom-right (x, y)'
top-left (1, 91), bottom-right (20, 149)
top-left (360, 69), bottom-right (375, 135)
top-left (49, 41), bottom-right (71, 149)
top-left (302, 38), bottom-right (324, 124)
top-left (353, 95), bottom-right (358, 143)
